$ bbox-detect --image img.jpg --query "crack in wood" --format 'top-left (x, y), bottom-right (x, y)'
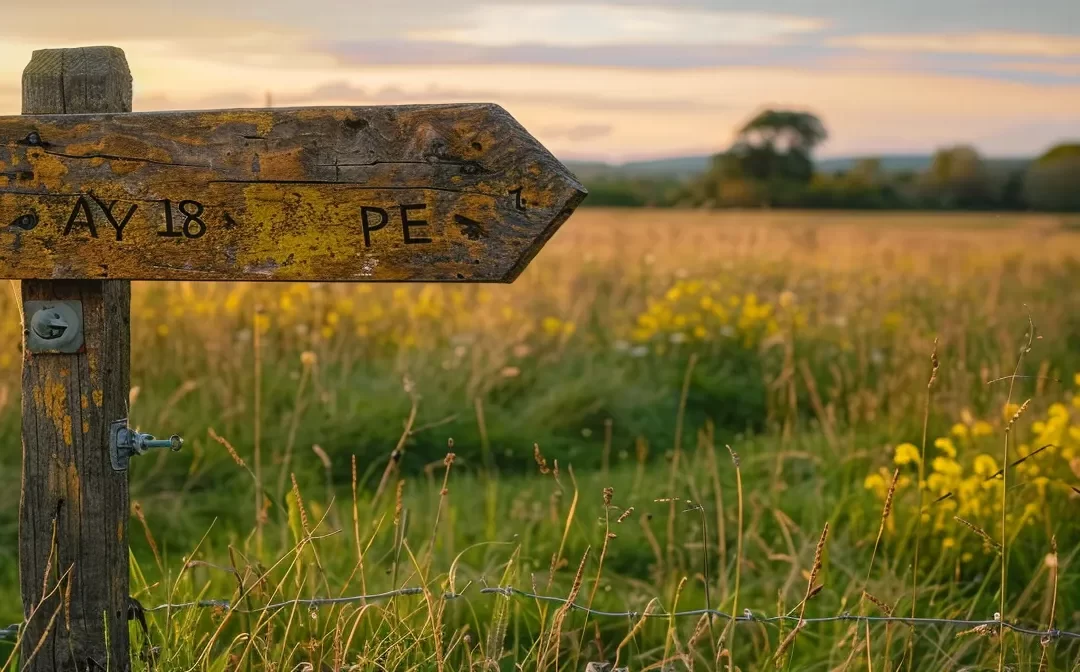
top-left (43, 149), bottom-right (210, 169)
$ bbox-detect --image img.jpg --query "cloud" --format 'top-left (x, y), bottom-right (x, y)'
top-left (407, 5), bottom-right (825, 47)
top-left (325, 40), bottom-right (839, 69)
top-left (269, 80), bottom-right (730, 113)
top-left (993, 62), bottom-right (1080, 78)
top-left (831, 32), bottom-right (1080, 58)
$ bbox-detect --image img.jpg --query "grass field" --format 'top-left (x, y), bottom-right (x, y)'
top-left (2, 209), bottom-right (1080, 670)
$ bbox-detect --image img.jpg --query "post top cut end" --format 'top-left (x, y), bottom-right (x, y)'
top-left (23, 46), bottom-right (131, 115)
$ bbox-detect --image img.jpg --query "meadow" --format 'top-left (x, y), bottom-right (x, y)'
top-left (2, 209), bottom-right (1080, 670)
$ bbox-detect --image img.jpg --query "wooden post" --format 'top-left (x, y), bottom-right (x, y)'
top-left (19, 47), bottom-right (133, 672)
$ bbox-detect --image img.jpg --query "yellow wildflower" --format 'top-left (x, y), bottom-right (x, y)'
top-left (894, 443), bottom-right (921, 465)
top-left (972, 421), bottom-right (994, 437)
top-left (973, 454), bottom-right (998, 478)
top-left (932, 456), bottom-right (962, 477)
top-left (935, 437), bottom-right (957, 458)
top-left (864, 472), bottom-right (887, 498)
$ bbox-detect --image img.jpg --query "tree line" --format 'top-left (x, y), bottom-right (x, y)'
top-left (583, 110), bottom-right (1080, 212)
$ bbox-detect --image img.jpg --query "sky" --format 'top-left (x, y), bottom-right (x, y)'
top-left (0, 1), bottom-right (1077, 162)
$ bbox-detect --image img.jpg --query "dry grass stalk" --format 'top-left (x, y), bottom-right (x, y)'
top-left (907, 338), bottom-right (938, 670)
top-left (666, 353), bottom-right (699, 571)
top-left (772, 621), bottom-right (806, 668)
top-left (999, 315), bottom-right (1037, 672)
top-left (613, 598), bottom-right (661, 670)
top-left (954, 516), bottom-right (1002, 554)
top-left (663, 576), bottom-right (688, 664)
top-left (540, 546), bottom-right (590, 671)
top-left (724, 443), bottom-right (744, 672)
top-left (547, 465), bottom-right (579, 592)
top-left (639, 513), bottom-right (664, 576)
top-left (373, 392), bottom-right (418, 506)
top-left (781, 523), bottom-right (829, 667)
top-left (1038, 535), bottom-right (1059, 672)
top-left (852, 468), bottom-right (899, 669)
top-left (425, 448), bottom-right (456, 572)
top-left (350, 454), bottom-right (367, 598)
top-left (40, 517), bottom-right (57, 601)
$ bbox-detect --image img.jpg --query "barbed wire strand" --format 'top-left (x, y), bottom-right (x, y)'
top-left (3, 585), bottom-right (1077, 644)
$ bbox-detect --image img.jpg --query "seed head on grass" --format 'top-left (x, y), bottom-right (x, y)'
top-left (209, 427), bottom-right (246, 470)
top-left (541, 546), bottom-right (590, 669)
top-left (394, 479), bottom-right (405, 528)
top-left (290, 473), bottom-right (312, 537)
top-left (726, 444), bottom-right (740, 468)
top-left (927, 339), bottom-right (939, 390)
top-left (954, 516), bottom-right (1001, 554)
top-left (534, 443), bottom-right (550, 474)
top-left (1006, 399), bottom-right (1031, 433)
top-left (863, 591), bottom-right (893, 616)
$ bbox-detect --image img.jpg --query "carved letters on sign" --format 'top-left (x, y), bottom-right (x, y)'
top-left (0, 105), bottom-right (587, 282)
top-left (53, 195), bottom-right (460, 247)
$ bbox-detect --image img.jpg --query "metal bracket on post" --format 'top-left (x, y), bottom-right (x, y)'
top-left (109, 419), bottom-right (183, 472)
top-left (24, 300), bottom-right (84, 354)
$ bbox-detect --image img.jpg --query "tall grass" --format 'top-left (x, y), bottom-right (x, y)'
top-left (1, 210), bottom-right (1080, 669)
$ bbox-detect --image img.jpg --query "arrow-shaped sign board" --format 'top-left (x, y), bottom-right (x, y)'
top-left (0, 104), bottom-right (585, 282)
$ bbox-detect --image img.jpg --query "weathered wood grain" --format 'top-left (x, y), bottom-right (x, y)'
top-left (0, 104), bottom-right (586, 282)
top-left (20, 47), bottom-right (132, 672)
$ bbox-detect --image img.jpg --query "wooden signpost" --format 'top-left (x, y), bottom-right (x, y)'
top-left (3, 46), bottom-right (584, 670)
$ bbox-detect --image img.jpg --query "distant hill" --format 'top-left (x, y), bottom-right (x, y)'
top-left (817, 155), bottom-right (1033, 176)
top-left (565, 155), bottom-right (713, 181)
top-left (567, 154), bottom-right (1034, 181)
top-left (817, 155), bottom-right (933, 174)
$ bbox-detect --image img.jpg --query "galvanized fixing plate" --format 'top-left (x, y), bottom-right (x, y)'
top-left (24, 300), bottom-right (83, 353)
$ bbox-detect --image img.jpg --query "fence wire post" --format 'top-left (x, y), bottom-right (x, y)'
top-left (19, 47), bottom-right (133, 672)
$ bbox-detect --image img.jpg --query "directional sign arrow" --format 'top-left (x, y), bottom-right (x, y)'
top-left (0, 104), bottom-right (586, 282)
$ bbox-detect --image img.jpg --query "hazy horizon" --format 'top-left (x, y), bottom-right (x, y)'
top-left (1, 1), bottom-right (1077, 162)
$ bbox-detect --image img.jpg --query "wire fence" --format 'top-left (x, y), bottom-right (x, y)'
top-left (4, 585), bottom-right (1077, 644)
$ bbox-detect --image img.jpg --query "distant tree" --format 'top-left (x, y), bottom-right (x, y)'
top-left (693, 109), bottom-right (828, 207)
top-left (1025, 144), bottom-right (1080, 212)
top-left (736, 110), bottom-right (829, 154)
top-left (728, 109), bottom-right (827, 185)
top-left (920, 145), bottom-right (995, 208)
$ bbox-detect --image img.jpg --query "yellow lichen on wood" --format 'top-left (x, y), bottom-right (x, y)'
top-left (0, 104), bottom-right (586, 282)
top-left (92, 389), bottom-right (103, 407)
top-left (27, 149), bottom-right (70, 189)
top-left (42, 377), bottom-right (72, 445)
top-left (66, 463), bottom-right (81, 518)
